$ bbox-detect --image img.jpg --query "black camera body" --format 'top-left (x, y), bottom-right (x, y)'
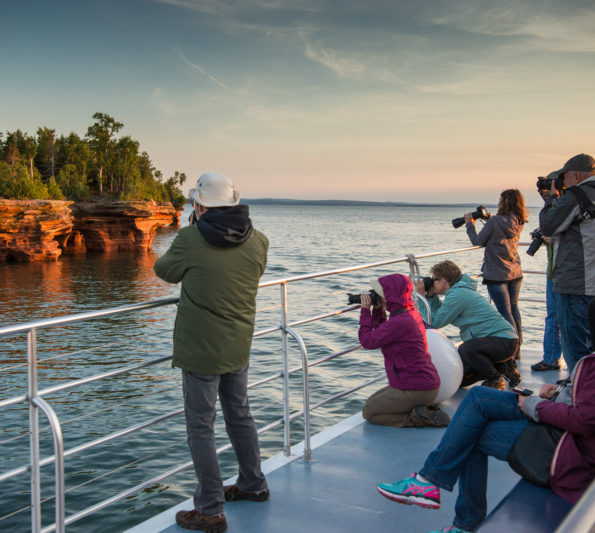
top-left (537, 174), bottom-right (565, 194)
top-left (347, 290), bottom-right (381, 307)
top-left (526, 228), bottom-right (544, 256)
top-left (452, 206), bottom-right (490, 229)
top-left (422, 276), bottom-right (434, 293)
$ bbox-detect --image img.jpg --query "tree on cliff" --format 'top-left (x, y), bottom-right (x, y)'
top-left (86, 112), bottom-right (123, 195)
top-left (1, 113), bottom-right (189, 208)
top-left (35, 127), bottom-right (56, 179)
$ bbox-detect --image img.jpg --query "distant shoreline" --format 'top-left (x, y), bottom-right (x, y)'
top-left (185, 198), bottom-right (541, 208)
top-left (240, 198), bottom-right (496, 208)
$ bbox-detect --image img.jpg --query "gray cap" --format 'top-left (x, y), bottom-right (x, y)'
top-left (555, 153), bottom-right (595, 176)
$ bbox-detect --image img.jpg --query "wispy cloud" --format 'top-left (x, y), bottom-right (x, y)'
top-left (179, 53), bottom-right (233, 91)
top-left (303, 41), bottom-right (365, 78)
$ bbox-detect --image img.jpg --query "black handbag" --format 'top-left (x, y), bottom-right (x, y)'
top-left (506, 422), bottom-right (565, 487)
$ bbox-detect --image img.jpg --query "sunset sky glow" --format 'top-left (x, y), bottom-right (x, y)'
top-left (2, 0), bottom-right (595, 204)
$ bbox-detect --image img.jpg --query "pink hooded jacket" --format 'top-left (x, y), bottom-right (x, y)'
top-left (358, 273), bottom-right (440, 391)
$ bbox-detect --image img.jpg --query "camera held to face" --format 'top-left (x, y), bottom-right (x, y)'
top-left (536, 174), bottom-right (565, 194)
top-left (526, 228), bottom-right (544, 256)
top-left (452, 206), bottom-right (490, 229)
top-left (347, 290), bottom-right (381, 307)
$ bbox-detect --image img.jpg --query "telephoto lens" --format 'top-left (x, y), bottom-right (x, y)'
top-left (347, 290), bottom-right (380, 306)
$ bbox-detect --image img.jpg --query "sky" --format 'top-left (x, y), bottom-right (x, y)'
top-left (2, 0), bottom-right (595, 204)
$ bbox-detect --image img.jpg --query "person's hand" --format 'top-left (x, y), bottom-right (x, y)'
top-left (539, 383), bottom-right (558, 399)
top-left (360, 293), bottom-right (372, 310)
top-left (464, 213), bottom-right (474, 224)
top-left (518, 394), bottom-right (526, 409)
top-left (414, 280), bottom-right (426, 294)
top-left (542, 236), bottom-right (552, 244)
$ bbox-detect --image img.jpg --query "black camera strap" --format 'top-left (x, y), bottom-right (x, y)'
top-left (567, 184), bottom-right (595, 222)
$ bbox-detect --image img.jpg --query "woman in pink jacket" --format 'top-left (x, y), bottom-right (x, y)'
top-left (358, 273), bottom-right (448, 427)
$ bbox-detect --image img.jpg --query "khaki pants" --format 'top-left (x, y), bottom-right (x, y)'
top-left (362, 385), bottom-right (439, 427)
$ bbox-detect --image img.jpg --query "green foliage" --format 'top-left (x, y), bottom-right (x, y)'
top-left (56, 164), bottom-right (89, 201)
top-left (0, 113), bottom-right (189, 206)
top-left (0, 161), bottom-right (50, 199)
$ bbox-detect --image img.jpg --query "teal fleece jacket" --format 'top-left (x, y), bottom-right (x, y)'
top-left (421, 274), bottom-right (518, 341)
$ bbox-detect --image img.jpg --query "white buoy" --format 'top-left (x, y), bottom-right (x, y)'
top-left (426, 328), bottom-right (463, 403)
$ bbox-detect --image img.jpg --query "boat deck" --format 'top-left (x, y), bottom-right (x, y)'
top-left (126, 348), bottom-right (568, 533)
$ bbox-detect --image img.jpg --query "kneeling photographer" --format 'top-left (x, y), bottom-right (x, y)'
top-left (357, 273), bottom-right (449, 428)
top-left (415, 260), bottom-right (520, 390)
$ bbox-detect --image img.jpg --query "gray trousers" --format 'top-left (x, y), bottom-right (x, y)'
top-left (182, 366), bottom-right (268, 516)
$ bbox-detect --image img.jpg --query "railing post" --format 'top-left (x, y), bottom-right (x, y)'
top-left (284, 327), bottom-right (311, 461)
top-left (32, 398), bottom-right (65, 533)
top-left (280, 282), bottom-right (291, 456)
top-left (27, 328), bottom-right (41, 533)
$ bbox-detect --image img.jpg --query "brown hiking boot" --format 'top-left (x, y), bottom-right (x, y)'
top-left (175, 509), bottom-right (227, 532)
top-left (409, 405), bottom-right (451, 427)
top-left (224, 484), bottom-right (270, 502)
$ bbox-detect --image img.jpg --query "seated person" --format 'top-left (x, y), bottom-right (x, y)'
top-left (358, 273), bottom-right (449, 428)
top-left (415, 260), bottom-right (520, 390)
top-left (375, 298), bottom-right (595, 533)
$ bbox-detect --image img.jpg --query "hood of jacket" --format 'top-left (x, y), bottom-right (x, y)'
top-left (196, 204), bottom-right (253, 247)
top-left (377, 273), bottom-right (415, 313)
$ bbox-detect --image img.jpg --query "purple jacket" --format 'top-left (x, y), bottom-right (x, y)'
top-left (358, 273), bottom-right (440, 391)
top-left (537, 353), bottom-right (595, 503)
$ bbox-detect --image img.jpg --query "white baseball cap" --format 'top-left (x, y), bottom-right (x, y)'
top-left (189, 172), bottom-right (240, 207)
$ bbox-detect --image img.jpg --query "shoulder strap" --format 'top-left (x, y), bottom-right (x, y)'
top-left (566, 184), bottom-right (595, 222)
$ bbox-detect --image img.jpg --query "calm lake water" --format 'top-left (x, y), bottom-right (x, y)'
top-left (0, 204), bottom-right (547, 532)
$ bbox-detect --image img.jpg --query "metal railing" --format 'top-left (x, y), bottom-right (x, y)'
top-left (0, 243), bottom-right (573, 533)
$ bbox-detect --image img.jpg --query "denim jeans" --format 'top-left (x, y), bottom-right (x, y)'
top-left (419, 387), bottom-right (529, 531)
top-left (182, 366), bottom-right (268, 516)
top-left (557, 293), bottom-right (594, 372)
top-left (487, 279), bottom-right (523, 346)
top-left (543, 277), bottom-right (562, 366)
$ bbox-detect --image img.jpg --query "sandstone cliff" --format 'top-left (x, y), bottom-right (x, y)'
top-left (0, 199), bottom-right (180, 262)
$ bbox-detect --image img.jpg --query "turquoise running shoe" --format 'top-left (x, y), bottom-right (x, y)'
top-left (428, 526), bottom-right (471, 533)
top-left (377, 473), bottom-right (440, 509)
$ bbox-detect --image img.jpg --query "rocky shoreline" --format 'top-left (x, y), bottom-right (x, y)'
top-left (0, 199), bottom-right (180, 262)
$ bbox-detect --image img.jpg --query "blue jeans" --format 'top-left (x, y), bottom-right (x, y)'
top-left (419, 387), bottom-right (529, 531)
top-left (487, 279), bottom-right (523, 346)
top-left (182, 366), bottom-right (268, 516)
top-left (557, 293), bottom-right (594, 372)
top-left (543, 278), bottom-right (561, 366)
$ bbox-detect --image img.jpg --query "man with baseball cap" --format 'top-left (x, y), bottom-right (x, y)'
top-left (155, 172), bottom-right (269, 532)
top-left (540, 154), bottom-right (595, 371)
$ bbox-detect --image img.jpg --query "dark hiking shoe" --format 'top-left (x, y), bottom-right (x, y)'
top-left (410, 405), bottom-right (450, 427)
top-left (503, 360), bottom-right (522, 387)
top-left (224, 484), bottom-right (270, 502)
top-left (175, 510), bottom-right (227, 532)
top-left (531, 360), bottom-right (560, 372)
top-left (481, 376), bottom-right (506, 390)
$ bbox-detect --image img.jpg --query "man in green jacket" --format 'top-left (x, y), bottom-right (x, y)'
top-left (415, 260), bottom-right (519, 391)
top-left (154, 172), bottom-right (269, 533)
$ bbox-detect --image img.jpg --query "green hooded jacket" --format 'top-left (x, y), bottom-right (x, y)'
top-left (421, 274), bottom-right (517, 342)
top-left (154, 223), bottom-right (268, 374)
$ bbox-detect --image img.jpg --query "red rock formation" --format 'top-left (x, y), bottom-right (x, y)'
top-left (0, 199), bottom-right (180, 262)
top-left (71, 201), bottom-right (179, 253)
top-left (0, 199), bottom-right (74, 262)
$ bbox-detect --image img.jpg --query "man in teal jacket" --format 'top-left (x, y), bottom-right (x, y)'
top-left (415, 260), bottom-right (519, 390)
top-left (154, 172), bottom-right (269, 533)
